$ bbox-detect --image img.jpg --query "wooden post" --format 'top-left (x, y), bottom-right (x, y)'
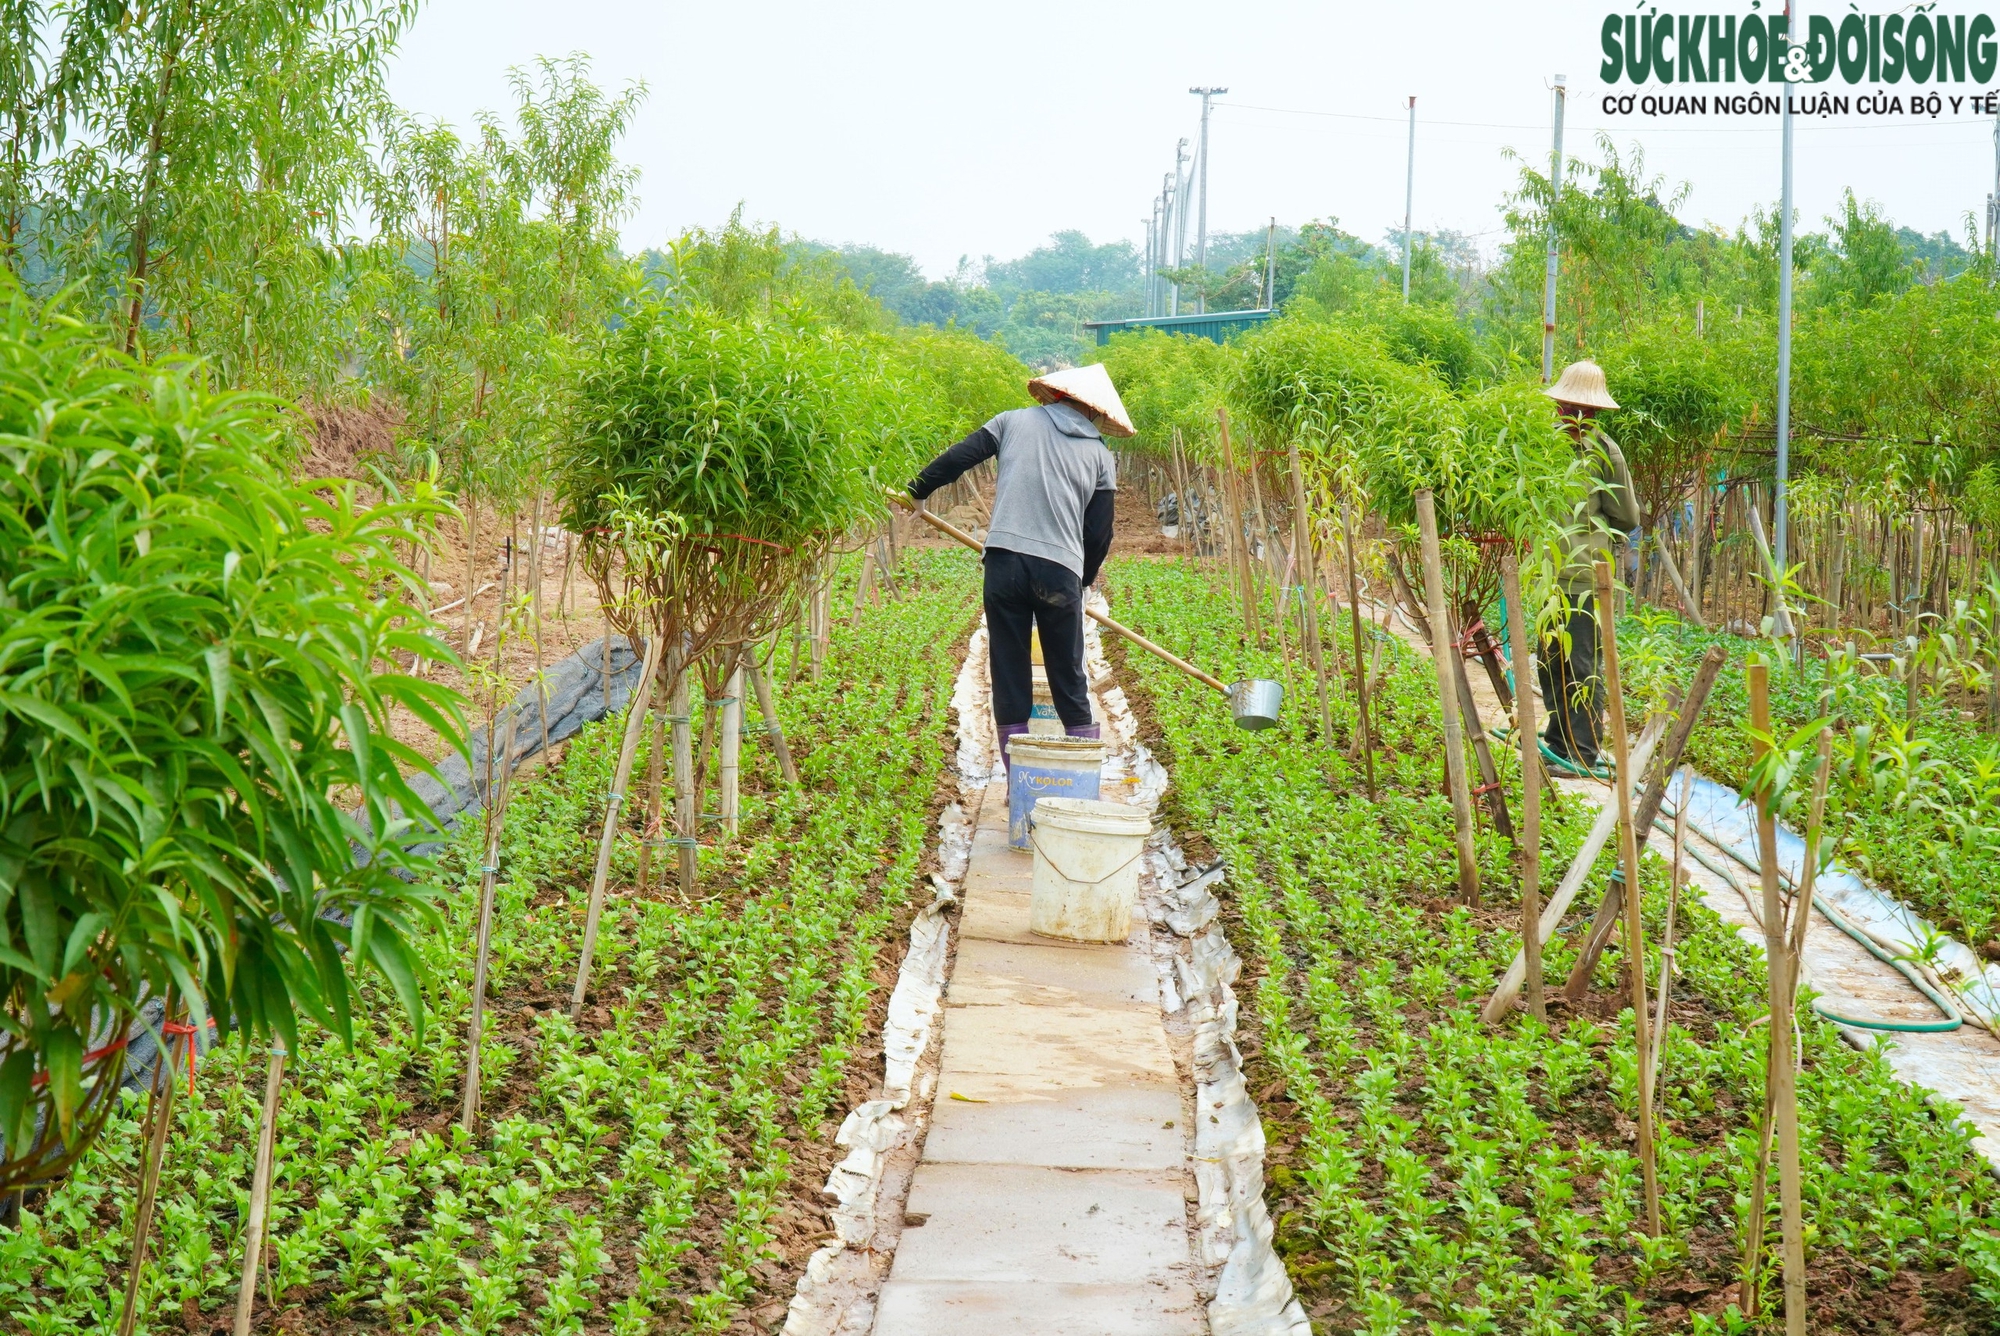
top-left (744, 647), bottom-right (799, 784)
top-left (1284, 438), bottom-right (1335, 742)
top-left (571, 633), bottom-right (666, 1021)
top-left (1500, 551), bottom-right (1543, 1019)
top-left (850, 543), bottom-right (877, 625)
top-left (233, 1045), bottom-right (286, 1336)
top-left (1650, 770), bottom-right (1689, 1089)
top-left (1594, 559), bottom-right (1661, 1239)
top-left (1415, 490), bottom-right (1480, 905)
top-left (1340, 502), bottom-right (1376, 799)
top-left (1216, 408), bottom-right (1262, 644)
top-left (720, 661), bottom-right (744, 837)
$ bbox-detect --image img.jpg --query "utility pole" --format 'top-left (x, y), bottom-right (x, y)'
top-left (1170, 144), bottom-right (1189, 316)
top-left (1401, 95), bottom-right (1416, 302)
top-left (1988, 111), bottom-right (1999, 284)
top-left (1263, 216), bottom-right (1277, 309)
top-left (1541, 75), bottom-right (1567, 383)
top-left (1775, 4), bottom-right (1797, 572)
top-left (1143, 215), bottom-right (1156, 317)
top-left (1191, 87), bottom-right (1226, 314)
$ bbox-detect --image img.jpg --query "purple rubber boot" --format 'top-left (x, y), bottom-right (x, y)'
top-left (997, 721), bottom-right (1029, 774)
top-left (1064, 723), bottom-right (1101, 740)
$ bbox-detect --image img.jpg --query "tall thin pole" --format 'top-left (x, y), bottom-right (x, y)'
top-left (1774, 3), bottom-right (1797, 570)
top-left (1263, 215), bottom-right (1277, 308)
top-left (1143, 215), bottom-right (1155, 317)
top-left (1170, 145), bottom-right (1189, 316)
top-left (1541, 75), bottom-right (1568, 382)
top-left (1987, 112), bottom-right (1997, 282)
top-left (1401, 95), bottom-right (1417, 302)
top-left (1191, 87), bottom-right (1226, 314)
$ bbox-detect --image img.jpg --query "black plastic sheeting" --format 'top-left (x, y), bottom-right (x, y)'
top-left (77, 635), bottom-right (651, 1117)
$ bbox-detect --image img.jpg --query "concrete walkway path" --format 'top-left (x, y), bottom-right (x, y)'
top-left (872, 741), bottom-right (1206, 1332)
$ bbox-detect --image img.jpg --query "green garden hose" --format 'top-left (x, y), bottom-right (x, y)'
top-left (1651, 817), bottom-right (1963, 1033)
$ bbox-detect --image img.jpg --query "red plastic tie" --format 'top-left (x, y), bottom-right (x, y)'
top-left (161, 1018), bottom-right (213, 1098)
top-left (1469, 780), bottom-right (1503, 797)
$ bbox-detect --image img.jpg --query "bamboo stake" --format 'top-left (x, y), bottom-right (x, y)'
top-left (1285, 439), bottom-right (1336, 743)
top-left (570, 632), bottom-right (666, 1021)
top-left (116, 1007), bottom-right (182, 1336)
top-left (1650, 771), bottom-right (1690, 1088)
top-left (1563, 645), bottom-right (1729, 997)
top-left (672, 664), bottom-right (697, 894)
top-left (636, 675), bottom-right (667, 895)
top-left (463, 700), bottom-right (520, 1127)
top-left (1501, 550), bottom-right (1544, 1019)
top-left (850, 544), bottom-right (877, 625)
top-left (720, 661), bottom-right (744, 838)
top-left (1340, 502), bottom-right (1376, 799)
top-left (1594, 559), bottom-right (1661, 1239)
top-left (1216, 408), bottom-right (1262, 645)
top-left (1415, 490), bottom-right (1479, 905)
top-left (1446, 610), bottom-right (1514, 838)
top-left (745, 647), bottom-right (799, 784)
top-left (233, 1044), bottom-right (286, 1336)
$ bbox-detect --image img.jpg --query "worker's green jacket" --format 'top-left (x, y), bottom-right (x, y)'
top-left (1558, 428), bottom-right (1643, 599)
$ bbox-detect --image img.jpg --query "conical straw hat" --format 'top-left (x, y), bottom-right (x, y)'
top-left (1027, 363), bottom-right (1136, 437)
top-left (1543, 359), bottom-right (1619, 412)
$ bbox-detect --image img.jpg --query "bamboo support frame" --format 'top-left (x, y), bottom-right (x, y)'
top-left (232, 1045), bottom-right (286, 1336)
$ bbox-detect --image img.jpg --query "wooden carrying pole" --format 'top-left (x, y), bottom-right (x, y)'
top-left (571, 632), bottom-right (667, 1020)
top-left (1595, 559), bottom-right (1662, 1239)
top-left (1499, 551), bottom-right (1543, 1018)
top-left (1414, 491), bottom-right (1480, 904)
top-left (890, 489), bottom-right (1233, 697)
top-left (233, 1044), bottom-right (286, 1336)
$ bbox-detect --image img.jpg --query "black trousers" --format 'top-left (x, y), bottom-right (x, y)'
top-left (1538, 594), bottom-right (1603, 764)
top-left (985, 548), bottom-right (1091, 728)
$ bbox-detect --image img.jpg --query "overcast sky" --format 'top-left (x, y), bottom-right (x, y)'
top-left (386, 0), bottom-right (2000, 276)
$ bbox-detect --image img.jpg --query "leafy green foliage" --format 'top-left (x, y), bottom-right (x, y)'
top-left (1110, 557), bottom-right (2000, 1334)
top-left (1085, 326), bottom-right (1232, 459)
top-left (558, 300), bottom-right (930, 550)
top-left (0, 281), bottom-right (461, 1186)
top-left (0, 551), bottom-right (975, 1331)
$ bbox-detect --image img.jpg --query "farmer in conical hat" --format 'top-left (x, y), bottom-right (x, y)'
top-left (906, 363), bottom-right (1133, 763)
top-left (1538, 359), bottom-right (1642, 778)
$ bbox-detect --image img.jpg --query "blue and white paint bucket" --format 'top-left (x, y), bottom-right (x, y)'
top-left (1005, 734), bottom-right (1107, 850)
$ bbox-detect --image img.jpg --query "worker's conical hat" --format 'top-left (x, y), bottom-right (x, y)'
top-left (1027, 364), bottom-right (1136, 438)
top-left (1543, 359), bottom-right (1619, 412)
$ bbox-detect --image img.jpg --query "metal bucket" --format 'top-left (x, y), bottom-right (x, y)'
top-left (1229, 679), bottom-right (1283, 731)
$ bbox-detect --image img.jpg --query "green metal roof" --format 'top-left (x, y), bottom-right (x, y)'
top-left (1082, 308), bottom-right (1278, 347)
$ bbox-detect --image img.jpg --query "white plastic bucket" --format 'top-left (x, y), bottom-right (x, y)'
top-left (1005, 735), bottom-right (1106, 849)
top-left (1028, 798), bottom-right (1152, 942)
